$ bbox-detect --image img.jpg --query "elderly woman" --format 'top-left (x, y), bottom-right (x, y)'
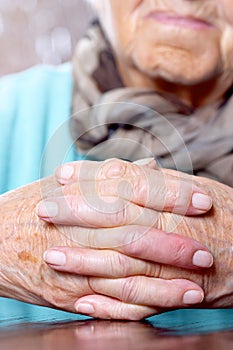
top-left (0, 0), bottom-right (233, 321)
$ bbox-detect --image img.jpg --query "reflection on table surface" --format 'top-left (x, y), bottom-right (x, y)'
top-left (1, 300), bottom-right (233, 349)
top-left (1, 319), bottom-right (233, 350)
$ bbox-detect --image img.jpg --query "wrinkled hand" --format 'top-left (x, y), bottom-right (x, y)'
top-left (36, 159), bottom-right (216, 319)
top-left (41, 171), bottom-right (233, 320)
top-left (38, 158), bottom-right (212, 223)
top-left (0, 173), bottom-right (210, 318)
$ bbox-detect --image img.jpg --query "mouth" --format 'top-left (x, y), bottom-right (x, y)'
top-left (145, 11), bottom-right (215, 30)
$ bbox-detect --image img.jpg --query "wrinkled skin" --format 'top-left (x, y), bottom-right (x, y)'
top-left (152, 175), bottom-right (233, 308)
top-left (0, 177), bottom-right (92, 311)
top-left (0, 172), bottom-right (233, 316)
top-left (94, 0), bottom-right (233, 107)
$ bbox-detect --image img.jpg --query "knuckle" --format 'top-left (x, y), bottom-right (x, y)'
top-left (100, 158), bottom-right (127, 179)
top-left (84, 229), bottom-right (97, 248)
top-left (145, 263), bottom-right (163, 278)
top-left (109, 200), bottom-right (128, 226)
top-left (164, 188), bottom-right (178, 208)
top-left (107, 253), bottom-right (128, 277)
top-left (121, 277), bottom-right (139, 302)
top-left (151, 175), bottom-right (178, 211)
top-left (114, 304), bottom-right (130, 320)
top-left (95, 179), bottom-right (117, 200)
top-left (171, 238), bottom-right (187, 266)
top-left (115, 305), bottom-right (145, 321)
top-left (164, 178), bottom-right (192, 212)
top-left (72, 253), bottom-right (85, 273)
top-left (131, 176), bottom-right (148, 203)
top-left (152, 185), bottom-right (170, 210)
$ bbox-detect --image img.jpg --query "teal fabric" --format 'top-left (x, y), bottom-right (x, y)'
top-left (0, 63), bottom-right (85, 322)
top-left (0, 63), bottom-right (233, 331)
top-left (0, 63), bottom-right (80, 194)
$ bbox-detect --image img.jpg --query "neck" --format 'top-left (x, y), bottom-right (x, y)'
top-left (117, 61), bottom-right (233, 109)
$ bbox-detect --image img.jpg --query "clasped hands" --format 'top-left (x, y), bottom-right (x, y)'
top-left (36, 158), bottom-right (215, 320)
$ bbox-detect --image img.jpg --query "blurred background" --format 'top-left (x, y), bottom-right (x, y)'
top-left (0, 0), bottom-right (94, 76)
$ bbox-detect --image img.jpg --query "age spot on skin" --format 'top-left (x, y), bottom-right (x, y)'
top-left (18, 251), bottom-right (38, 264)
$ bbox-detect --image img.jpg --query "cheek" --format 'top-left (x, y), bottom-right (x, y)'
top-left (219, 0), bottom-right (233, 25)
top-left (220, 28), bottom-right (233, 75)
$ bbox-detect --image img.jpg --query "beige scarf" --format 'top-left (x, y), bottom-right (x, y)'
top-left (71, 21), bottom-right (233, 187)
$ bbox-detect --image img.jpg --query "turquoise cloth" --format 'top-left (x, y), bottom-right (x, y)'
top-left (0, 63), bottom-right (79, 193)
top-left (0, 63), bottom-right (85, 322)
top-left (0, 64), bottom-right (233, 331)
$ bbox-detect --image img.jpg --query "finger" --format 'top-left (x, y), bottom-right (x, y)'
top-left (43, 246), bottom-right (161, 277)
top-left (44, 226), bottom-right (213, 269)
top-left (54, 159), bottom-right (212, 215)
top-left (133, 157), bottom-right (158, 170)
top-left (161, 168), bottom-right (215, 185)
top-left (55, 158), bottom-right (157, 183)
top-left (36, 195), bottom-right (161, 227)
top-left (74, 295), bottom-right (158, 320)
top-left (88, 277), bottom-right (204, 308)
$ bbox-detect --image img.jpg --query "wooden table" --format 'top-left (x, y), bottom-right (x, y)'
top-left (1, 308), bottom-right (233, 350)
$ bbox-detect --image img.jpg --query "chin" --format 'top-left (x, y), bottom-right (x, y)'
top-left (134, 58), bottom-right (220, 87)
top-left (131, 41), bottom-right (222, 87)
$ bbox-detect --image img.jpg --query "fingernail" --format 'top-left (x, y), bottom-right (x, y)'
top-left (75, 303), bottom-right (95, 315)
top-left (44, 250), bottom-right (66, 266)
top-left (134, 158), bottom-right (155, 166)
top-left (192, 193), bottom-right (212, 210)
top-left (56, 165), bottom-right (74, 181)
top-left (192, 250), bottom-right (213, 268)
top-left (183, 290), bottom-right (204, 305)
top-left (36, 201), bottom-right (58, 218)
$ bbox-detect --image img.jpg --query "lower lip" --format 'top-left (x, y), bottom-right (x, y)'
top-left (146, 13), bottom-right (213, 30)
